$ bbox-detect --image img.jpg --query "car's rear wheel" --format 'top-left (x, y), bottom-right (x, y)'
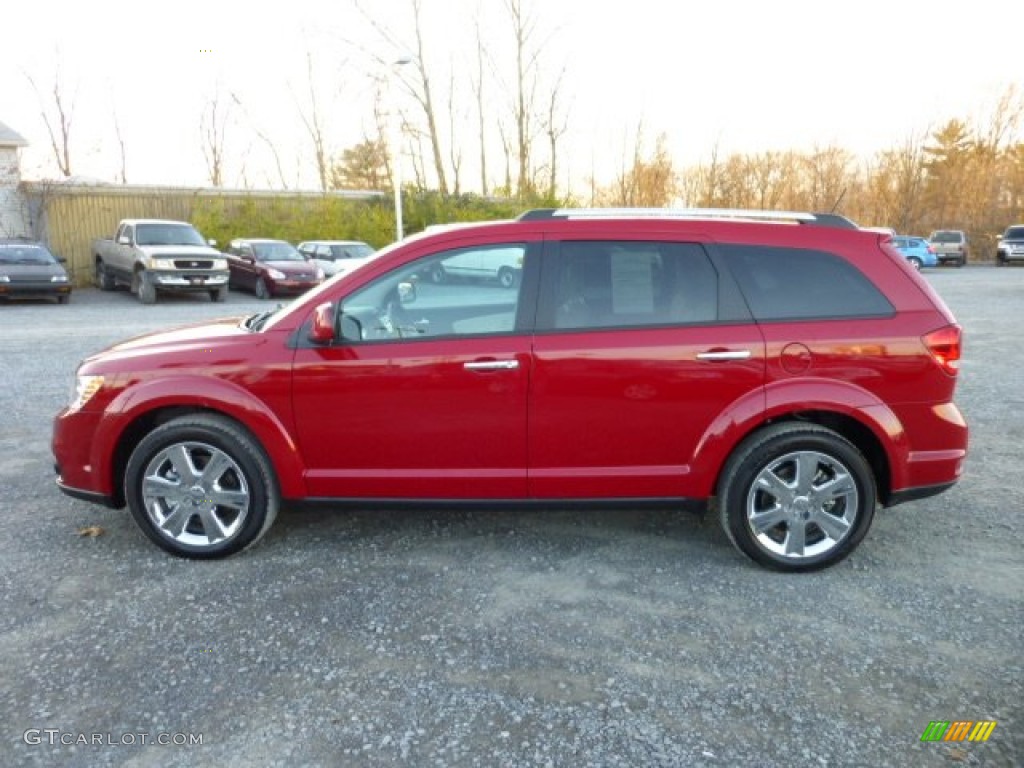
top-left (124, 414), bottom-right (278, 559)
top-left (96, 260), bottom-right (116, 291)
top-left (498, 266), bottom-right (517, 289)
top-left (718, 423), bottom-right (876, 572)
top-left (908, 257), bottom-right (923, 271)
top-left (255, 277), bottom-right (271, 299)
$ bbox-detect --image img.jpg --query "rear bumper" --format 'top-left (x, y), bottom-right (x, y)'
top-left (886, 481), bottom-right (958, 508)
top-left (888, 401), bottom-right (968, 502)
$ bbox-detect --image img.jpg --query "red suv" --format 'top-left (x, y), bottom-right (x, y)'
top-left (52, 209), bottom-right (968, 571)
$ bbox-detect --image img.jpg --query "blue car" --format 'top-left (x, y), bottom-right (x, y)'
top-left (891, 235), bottom-right (938, 270)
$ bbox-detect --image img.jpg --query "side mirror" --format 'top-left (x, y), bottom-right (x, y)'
top-left (117, 235), bottom-right (131, 245)
top-left (398, 280), bottom-right (417, 304)
top-left (308, 302), bottom-right (336, 343)
top-left (57, 256), bottom-right (67, 264)
top-left (208, 238), bottom-right (218, 247)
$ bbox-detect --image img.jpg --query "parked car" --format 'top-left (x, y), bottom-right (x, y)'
top-left (421, 245), bottom-right (523, 288)
top-left (296, 240), bottom-right (375, 277)
top-left (92, 219), bottom-right (228, 304)
top-left (891, 235), bottom-right (938, 269)
top-left (0, 239), bottom-right (72, 304)
top-left (224, 239), bottom-right (324, 299)
top-left (928, 230), bottom-right (969, 267)
top-left (995, 224), bottom-right (1024, 266)
top-left (53, 207), bottom-right (968, 572)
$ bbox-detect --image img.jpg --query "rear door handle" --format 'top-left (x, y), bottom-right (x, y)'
top-left (696, 350), bottom-right (752, 362)
top-left (464, 360), bottom-right (520, 371)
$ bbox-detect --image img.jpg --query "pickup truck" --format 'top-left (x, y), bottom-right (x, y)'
top-left (93, 219), bottom-right (230, 304)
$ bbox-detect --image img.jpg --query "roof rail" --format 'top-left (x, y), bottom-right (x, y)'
top-left (518, 207), bottom-right (858, 229)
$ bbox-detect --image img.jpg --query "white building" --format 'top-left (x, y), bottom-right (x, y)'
top-left (0, 119), bottom-right (30, 238)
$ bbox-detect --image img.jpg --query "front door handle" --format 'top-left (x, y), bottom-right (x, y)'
top-left (696, 350), bottom-right (752, 362)
top-left (464, 360), bottom-right (520, 371)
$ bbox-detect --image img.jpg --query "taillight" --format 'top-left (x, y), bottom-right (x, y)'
top-left (923, 325), bottom-right (962, 376)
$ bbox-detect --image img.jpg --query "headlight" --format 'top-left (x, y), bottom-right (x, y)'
top-left (213, 258), bottom-right (228, 270)
top-left (315, 268), bottom-right (325, 281)
top-left (151, 258), bottom-right (175, 269)
top-left (267, 269), bottom-right (286, 279)
top-left (0, 275), bottom-right (9, 283)
top-left (51, 275), bottom-right (68, 282)
top-left (70, 375), bottom-right (105, 411)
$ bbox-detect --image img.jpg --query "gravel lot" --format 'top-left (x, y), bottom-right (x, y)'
top-left (1, 272), bottom-right (1020, 767)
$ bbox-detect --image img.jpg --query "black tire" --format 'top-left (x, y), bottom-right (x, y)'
top-left (255, 277), bottom-right (271, 300)
top-left (57, 293), bottom-right (71, 304)
top-left (908, 257), bottom-right (923, 271)
top-left (124, 414), bottom-right (279, 559)
top-left (96, 259), bottom-right (116, 291)
top-left (498, 266), bottom-right (517, 289)
top-left (210, 285), bottom-right (228, 302)
top-left (717, 423), bottom-right (876, 572)
top-left (135, 271), bottom-right (157, 304)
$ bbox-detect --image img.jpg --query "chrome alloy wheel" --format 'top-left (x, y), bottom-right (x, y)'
top-left (141, 441), bottom-right (251, 548)
top-left (745, 450), bottom-right (858, 560)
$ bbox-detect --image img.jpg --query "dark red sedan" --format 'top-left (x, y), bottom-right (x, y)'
top-left (224, 238), bottom-right (323, 299)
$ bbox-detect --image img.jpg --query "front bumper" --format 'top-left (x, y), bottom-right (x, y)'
top-left (0, 281), bottom-right (72, 298)
top-left (150, 270), bottom-right (230, 291)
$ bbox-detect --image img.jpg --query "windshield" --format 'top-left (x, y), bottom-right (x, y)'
top-left (330, 243), bottom-right (374, 260)
top-left (1004, 226), bottom-right (1024, 240)
top-left (253, 241), bottom-right (304, 261)
top-left (930, 231), bottom-right (963, 243)
top-left (0, 244), bottom-right (56, 264)
top-left (136, 223), bottom-right (207, 246)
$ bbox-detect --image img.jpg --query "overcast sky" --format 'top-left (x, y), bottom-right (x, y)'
top-left (1, 0), bottom-right (1020, 193)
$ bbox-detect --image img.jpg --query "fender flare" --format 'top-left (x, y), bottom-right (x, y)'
top-left (90, 375), bottom-right (307, 499)
top-left (689, 378), bottom-right (907, 497)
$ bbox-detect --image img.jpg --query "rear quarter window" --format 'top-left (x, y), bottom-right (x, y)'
top-left (718, 244), bottom-right (894, 322)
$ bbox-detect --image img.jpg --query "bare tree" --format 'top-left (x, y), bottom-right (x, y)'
top-left (472, 17), bottom-right (489, 196)
top-left (112, 107), bottom-right (128, 184)
top-left (231, 92), bottom-right (290, 190)
top-left (200, 89), bottom-right (231, 187)
top-left (542, 65), bottom-right (569, 200)
top-left (295, 50), bottom-right (331, 192)
top-left (447, 70), bottom-right (463, 196)
top-left (25, 63), bottom-right (76, 178)
top-left (504, 0), bottom-right (537, 198)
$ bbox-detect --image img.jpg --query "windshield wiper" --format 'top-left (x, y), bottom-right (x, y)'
top-left (245, 310), bottom-right (276, 331)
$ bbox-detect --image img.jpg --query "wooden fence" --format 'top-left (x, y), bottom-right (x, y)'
top-left (20, 182), bottom-right (379, 286)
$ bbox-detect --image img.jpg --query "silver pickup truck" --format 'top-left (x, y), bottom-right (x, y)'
top-left (92, 219), bottom-right (230, 304)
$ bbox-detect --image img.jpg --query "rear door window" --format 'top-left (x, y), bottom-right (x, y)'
top-left (539, 240), bottom-right (719, 331)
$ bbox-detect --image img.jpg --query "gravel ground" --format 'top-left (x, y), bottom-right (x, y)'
top-left (0, 272), bottom-right (1020, 767)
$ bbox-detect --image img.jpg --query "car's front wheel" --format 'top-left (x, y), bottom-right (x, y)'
top-left (255, 277), bottom-right (271, 300)
top-left (908, 257), bottom-right (923, 271)
top-left (124, 414), bottom-right (279, 559)
top-left (717, 423), bottom-right (876, 572)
